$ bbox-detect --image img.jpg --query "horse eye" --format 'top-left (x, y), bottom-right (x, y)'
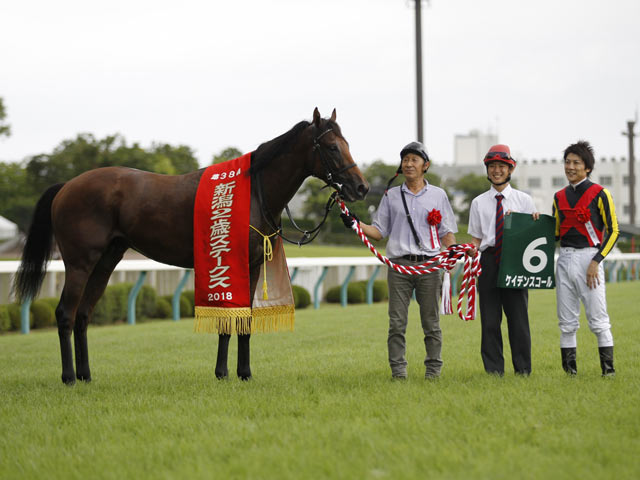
top-left (329, 145), bottom-right (340, 152)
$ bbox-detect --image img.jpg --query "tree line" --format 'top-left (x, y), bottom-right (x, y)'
top-left (0, 97), bottom-right (488, 236)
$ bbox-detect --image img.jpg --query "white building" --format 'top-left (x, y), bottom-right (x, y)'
top-left (454, 130), bottom-right (498, 166)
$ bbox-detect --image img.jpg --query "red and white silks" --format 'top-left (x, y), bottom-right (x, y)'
top-left (338, 200), bottom-right (481, 321)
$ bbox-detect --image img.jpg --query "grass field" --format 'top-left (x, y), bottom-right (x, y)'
top-left (1, 282), bottom-right (639, 479)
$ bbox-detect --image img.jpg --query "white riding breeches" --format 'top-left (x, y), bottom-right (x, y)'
top-left (555, 247), bottom-right (613, 348)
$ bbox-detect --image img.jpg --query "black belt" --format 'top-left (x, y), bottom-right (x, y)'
top-left (483, 246), bottom-right (498, 254)
top-left (402, 254), bottom-right (433, 262)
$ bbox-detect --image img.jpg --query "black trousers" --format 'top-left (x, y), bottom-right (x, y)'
top-left (478, 249), bottom-right (531, 375)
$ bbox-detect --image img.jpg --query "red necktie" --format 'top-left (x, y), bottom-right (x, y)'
top-left (495, 194), bottom-right (504, 264)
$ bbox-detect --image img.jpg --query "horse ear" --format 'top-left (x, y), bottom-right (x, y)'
top-left (330, 108), bottom-right (336, 122)
top-left (313, 107), bottom-right (321, 128)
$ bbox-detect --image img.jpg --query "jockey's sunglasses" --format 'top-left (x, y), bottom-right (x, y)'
top-left (485, 152), bottom-right (512, 161)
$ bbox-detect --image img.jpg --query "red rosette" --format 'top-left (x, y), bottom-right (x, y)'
top-left (576, 207), bottom-right (591, 223)
top-left (427, 209), bottom-right (442, 226)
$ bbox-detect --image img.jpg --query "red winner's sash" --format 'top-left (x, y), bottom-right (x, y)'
top-left (194, 154), bottom-right (252, 331)
top-left (193, 153), bottom-right (295, 334)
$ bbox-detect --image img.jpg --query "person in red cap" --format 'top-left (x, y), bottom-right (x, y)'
top-left (467, 144), bottom-right (539, 376)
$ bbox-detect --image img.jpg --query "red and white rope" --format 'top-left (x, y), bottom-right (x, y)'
top-left (337, 199), bottom-right (482, 321)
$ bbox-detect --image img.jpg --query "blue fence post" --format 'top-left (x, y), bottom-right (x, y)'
top-left (290, 267), bottom-right (299, 283)
top-left (340, 266), bottom-right (356, 307)
top-left (313, 266), bottom-right (329, 309)
top-left (366, 265), bottom-right (381, 304)
top-left (172, 270), bottom-right (191, 321)
top-left (20, 296), bottom-right (32, 334)
top-left (127, 271), bottom-right (147, 325)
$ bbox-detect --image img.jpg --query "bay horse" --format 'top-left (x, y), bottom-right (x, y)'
top-left (14, 108), bottom-right (369, 385)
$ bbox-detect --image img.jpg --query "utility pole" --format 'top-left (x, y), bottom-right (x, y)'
top-left (413, 0), bottom-right (424, 143)
top-left (623, 120), bottom-right (637, 225)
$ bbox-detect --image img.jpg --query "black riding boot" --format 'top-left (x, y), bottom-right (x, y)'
top-left (599, 346), bottom-right (615, 377)
top-left (561, 347), bottom-right (577, 375)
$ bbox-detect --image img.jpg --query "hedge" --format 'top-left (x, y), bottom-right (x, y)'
top-left (182, 290), bottom-right (195, 316)
top-left (155, 297), bottom-right (172, 319)
top-left (325, 282), bottom-right (366, 304)
top-left (325, 280), bottom-right (388, 304)
top-left (8, 303), bottom-right (32, 331)
top-left (0, 305), bottom-right (10, 333)
top-left (292, 285), bottom-right (311, 309)
top-left (31, 299), bottom-right (56, 329)
top-left (351, 280), bottom-right (388, 302)
top-left (160, 294), bottom-right (191, 319)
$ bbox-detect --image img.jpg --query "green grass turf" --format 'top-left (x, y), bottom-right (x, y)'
top-left (1, 282), bottom-right (639, 479)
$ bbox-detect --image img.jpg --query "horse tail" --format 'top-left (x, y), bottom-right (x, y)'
top-left (13, 183), bottom-right (65, 302)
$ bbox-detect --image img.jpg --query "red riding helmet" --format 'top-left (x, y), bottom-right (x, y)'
top-left (483, 144), bottom-right (516, 168)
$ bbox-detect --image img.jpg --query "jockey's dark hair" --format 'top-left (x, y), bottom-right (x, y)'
top-left (563, 140), bottom-right (595, 176)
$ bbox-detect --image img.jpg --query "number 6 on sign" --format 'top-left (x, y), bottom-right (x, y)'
top-left (523, 237), bottom-right (548, 273)
top-left (497, 212), bottom-right (555, 289)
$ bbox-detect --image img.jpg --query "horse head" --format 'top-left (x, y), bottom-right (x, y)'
top-left (308, 107), bottom-right (369, 202)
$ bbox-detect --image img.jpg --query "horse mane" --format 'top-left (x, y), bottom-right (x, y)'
top-left (250, 118), bottom-right (344, 175)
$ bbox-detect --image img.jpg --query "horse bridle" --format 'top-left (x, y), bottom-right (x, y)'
top-left (257, 126), bottom-right (358, 246)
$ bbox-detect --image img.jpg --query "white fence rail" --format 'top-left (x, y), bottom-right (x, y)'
top-left (1, 254), bottom-right (639, 333)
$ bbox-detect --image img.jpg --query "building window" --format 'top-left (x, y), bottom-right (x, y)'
top-left (623, 205), bottom-right (630, 214)
top-left (527, 177), bottom-right (541, 188)
top-left (599, 175), bottom-right (612, 186)
top-left (552, 177), bottom-right (565, 187)
top-left (623, 175), bottom-right (635, 186)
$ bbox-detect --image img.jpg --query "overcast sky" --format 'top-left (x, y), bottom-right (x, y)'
top-left (1, 0), bottom-right (639, 169)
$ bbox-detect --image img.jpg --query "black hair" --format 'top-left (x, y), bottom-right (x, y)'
top-left (563, 140), bottom-right (595, 176)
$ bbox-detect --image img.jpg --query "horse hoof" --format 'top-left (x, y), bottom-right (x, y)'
top-left (62, 376), bottom-right (76, 386)
top-left (77, 375), bottom-right (92, 383)
top-left (239, 374), bottom-right (252, 381)
top-left (215, 369), bottom-right (228, 380)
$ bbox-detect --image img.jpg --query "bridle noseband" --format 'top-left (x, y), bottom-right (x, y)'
top-left (312, 127), bottom-right (358, 194)
top-left (256, 126), bottom-right (359, 246)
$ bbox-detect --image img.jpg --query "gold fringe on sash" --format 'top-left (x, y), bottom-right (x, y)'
top-left (194, 305), bottom-right (294, 335)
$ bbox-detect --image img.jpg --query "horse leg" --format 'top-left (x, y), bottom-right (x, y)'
top-left (237, 334), bottom-right (251, 380)
top-left (215, 334), bottom-right (231, 379)
top-left (56, 268), bottom-right (92, 385)
top-left (74, 241), bottom-right (127, 382)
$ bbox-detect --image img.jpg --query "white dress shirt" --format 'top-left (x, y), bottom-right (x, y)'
top-left (468, 184), bottom-right (536, 252)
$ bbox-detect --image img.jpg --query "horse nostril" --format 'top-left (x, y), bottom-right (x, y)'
top-left (357, 183), bottom-right (369, 199)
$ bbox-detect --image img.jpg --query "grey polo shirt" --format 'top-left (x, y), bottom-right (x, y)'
top-left (372, 182), bottom-right (457, 258)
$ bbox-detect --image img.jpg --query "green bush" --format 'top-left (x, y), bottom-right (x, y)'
top-left (136, 285), bottom-right (157, 321)
top-left (161, 294), bottom-right (191, 319)
top-left (40, 297), bottom-right (60, 313)
top-left (0, 305), bottom-right (11, 333)
top-left (325, 282), bottom-right (366, 304)
top-left (179, 295), bottom-right (192, 317)
top-left (372, 280), bottom-right (388, 302)
top-left (31, 300), bottom-right (56, 329)
top-left (182, 290), bottom-right (195, 314)
top-left (154, 297), bottom-right (172, 319)
top-left (108, 283), bottom-right (132, 323)
top-left (292, 285), bottom-right (311, 309)
top-left (8, 303), bottom-right (32, 331)
top-left (93, 289), bottom-right (117, 326)
top-left (347, 283), bottom-right (365, 304)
